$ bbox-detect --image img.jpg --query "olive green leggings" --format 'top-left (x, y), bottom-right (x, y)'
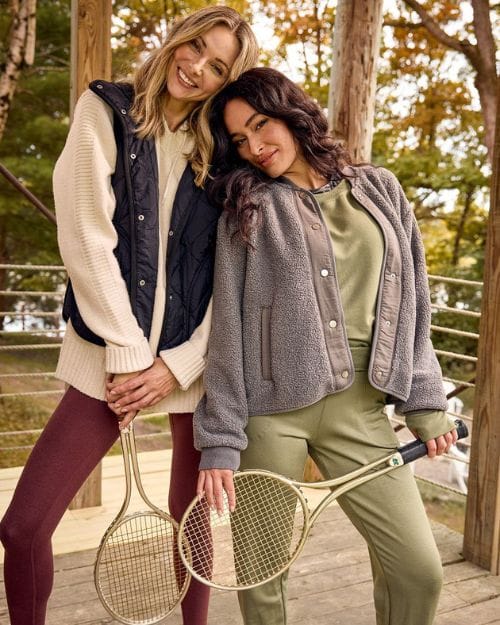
top-left (238, 353), bottom-right (443, 625)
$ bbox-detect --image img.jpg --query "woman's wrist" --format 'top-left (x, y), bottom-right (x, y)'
top-left (404, 410), bottom-right (456, 442)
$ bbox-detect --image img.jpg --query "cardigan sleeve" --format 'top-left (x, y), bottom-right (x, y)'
top-left (193, 217), bottom-right (249, 471)
top-left (385, 171), bottom-right (448, 418)
top-left (53, 90), bottom-right (153, 374)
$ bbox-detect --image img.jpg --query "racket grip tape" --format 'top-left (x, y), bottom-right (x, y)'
top-left (399, 419), bottom-right (469, 464)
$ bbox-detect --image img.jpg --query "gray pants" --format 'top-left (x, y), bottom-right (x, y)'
top-left (238, 348), bottom-right (443, 625)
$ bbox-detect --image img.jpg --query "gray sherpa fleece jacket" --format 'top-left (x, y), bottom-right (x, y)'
top-left (194, 166), bottom-right (448, 470)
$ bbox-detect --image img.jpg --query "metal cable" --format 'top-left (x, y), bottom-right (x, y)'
top-left (0, 264), bottom-right (65, 271)
top-left (428, 274), bottom-right (483, 288)
top-left (430, 325), bottom-right (479, 339)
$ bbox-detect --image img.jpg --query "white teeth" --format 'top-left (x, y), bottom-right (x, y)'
top-left (178, 68), bottom-right (196, 88)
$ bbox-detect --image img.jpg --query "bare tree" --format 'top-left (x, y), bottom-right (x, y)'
top-left (401, 0), bottom-right (498, 162)
top-left (0, 0), bottom-right (37, 141)
top-left (328, 0), bottom-right (385, 162)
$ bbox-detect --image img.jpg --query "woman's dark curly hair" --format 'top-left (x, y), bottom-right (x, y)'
top-left (207, 67), bottom-right (352, 244)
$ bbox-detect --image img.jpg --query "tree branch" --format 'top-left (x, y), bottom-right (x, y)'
top-left (383, 18), bottom-right (424, 29)
top-left (470, 0), bottom-right (497, 76)
top-left (401, 0), bottom-right (480, 68)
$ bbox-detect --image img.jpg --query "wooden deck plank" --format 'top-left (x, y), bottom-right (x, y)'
top-left (1, 452), bottom-right (499, 624)
top-left (435, 597), bottom-right (500, 625)
top-left (2, 507), bottom-right (499, 625)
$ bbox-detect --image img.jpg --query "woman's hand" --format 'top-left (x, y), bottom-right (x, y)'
top-left (197, 469), bottom-right (236, 514)
top-left (106, 357), bottom-right (179, 416)
top-left (424, 428), bottom-right (458, 458)
top-left (106, 371), bottom-right (141, 429)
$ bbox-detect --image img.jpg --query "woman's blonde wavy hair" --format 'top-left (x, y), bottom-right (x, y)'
top-left (130, 6), bottom-right (258, 187)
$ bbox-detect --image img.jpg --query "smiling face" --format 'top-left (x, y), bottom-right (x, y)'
top-left (167, 25), bottom-right (240, 109)
top-left (223, 97), bottom-right (307, 181)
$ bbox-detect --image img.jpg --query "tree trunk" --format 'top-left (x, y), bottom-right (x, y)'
top-left (304, 0), bottom-right (384, 483)
top-left (0, 0), bottom-right (37, 142)
top-left (0, 219), bottom-right (8, 332)
top-left (451, 188), bottom-right (474, 267)
top-left (470, 0), bottom-right (497, 162)
top-left (463, 81), bottom-right (500, 574)
top-left (328, 0), bottom-right (384, 162)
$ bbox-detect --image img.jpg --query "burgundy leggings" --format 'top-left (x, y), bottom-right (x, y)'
top-left (0, 387), bottom-right (209, 625)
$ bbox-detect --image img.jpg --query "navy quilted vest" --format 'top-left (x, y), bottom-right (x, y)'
top-left (62, 80), bottom-right (220, 352)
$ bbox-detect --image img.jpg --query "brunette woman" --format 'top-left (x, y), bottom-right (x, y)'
top-left (195, 67), bottom-right (457, 625)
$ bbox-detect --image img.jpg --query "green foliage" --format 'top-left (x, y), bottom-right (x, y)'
top-left (0, 333), bottom-right (62, 468)
top-left (0, 0), bottom-right (71, 329)
top-left (0, 2), bottom-right (70, 272)
top-left (255, 0), bottom-right (336, 106)
top-left (112, 0), bottom-right (253, 78)
top-left (371, 1), bottom-right (491, 382)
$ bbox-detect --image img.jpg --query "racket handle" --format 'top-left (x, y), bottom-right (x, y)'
top-left (399, 419), bottom-right (469, 464)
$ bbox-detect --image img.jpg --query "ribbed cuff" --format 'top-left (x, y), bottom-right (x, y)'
top-left (105, 337), bottom-right (154, 373)
top-left (159, 341), bottom-right (206, 391)
top-left (199, 446), bottom-right (240, 471)
top-left (404, 410), bottom-right (456, 442)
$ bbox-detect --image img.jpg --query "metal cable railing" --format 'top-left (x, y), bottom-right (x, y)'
top-left (0, 263), bottom-right (171, 458)
top-left (1, 266), bottom-right (479, 497)
top-left (428, 274), bottom-right (483, 288)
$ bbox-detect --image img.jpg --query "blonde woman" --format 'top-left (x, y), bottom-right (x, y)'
top-left (0, 8), bottom-right (258, 625)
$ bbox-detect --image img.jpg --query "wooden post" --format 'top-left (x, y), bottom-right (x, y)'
top-left (327, 0), bottom-right (384, 162)
top-left (463, 81), bottom-right (500, 574)
top-left (70, 0), bottom-right (112, 118)
top-left (68, 0), bottom-right (112, 510)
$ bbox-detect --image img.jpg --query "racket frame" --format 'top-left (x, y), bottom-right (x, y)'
top-left (94, 422), bottom-right (191, 624)
top-left (178, 449), bottom-right (404, 590)
top-left (179, 418), bottom-right (467, 591)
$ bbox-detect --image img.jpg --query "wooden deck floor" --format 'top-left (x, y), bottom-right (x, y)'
top-left (1, 452), bottom-right (499, 624)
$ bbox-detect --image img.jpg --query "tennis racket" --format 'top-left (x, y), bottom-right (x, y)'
top-left (94, 422), bottom-right (190, 624)
top-left (178, 418), bottom-right (468, 591)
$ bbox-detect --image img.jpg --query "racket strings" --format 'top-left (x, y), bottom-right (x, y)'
top-left (180, 473), bottom-right (305, 589)
top-left (96, 513), bottom-right (186, 622)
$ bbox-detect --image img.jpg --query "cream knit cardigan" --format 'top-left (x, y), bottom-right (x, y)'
top-left (53, 90), bottom-right (211, 413)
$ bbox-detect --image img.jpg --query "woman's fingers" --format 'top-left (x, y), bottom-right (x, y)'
top-left (116, 390), bottom-right (159, 414)
top-left (107, 358), bottom-right (178, 409)
top-left (197, 472), bottom-right (207, 499)
top-left (426, 437), bottom-right (438, 458)
top-left (425, 428), bottom-right (458, 458)
top-left (198, 469), bottom-right (236, 513)
top-left (222, 472), bottom-right (236, 512)
top-left (444, 429), bottom-right (457, 452)
top-left (118, 410), bottom-right (138, 430)
top-left (106, 371), bottom-right (143, 399)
